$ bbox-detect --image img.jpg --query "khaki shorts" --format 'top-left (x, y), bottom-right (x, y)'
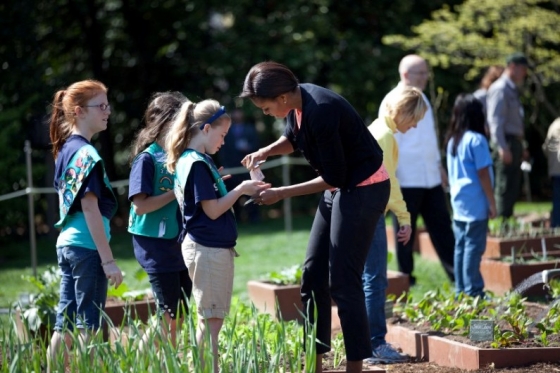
top-left (181, 238), bottom-right (235, 319)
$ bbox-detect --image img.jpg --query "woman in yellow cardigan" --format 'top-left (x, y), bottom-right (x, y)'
top-left (363, 86), bottom-right (427, 364)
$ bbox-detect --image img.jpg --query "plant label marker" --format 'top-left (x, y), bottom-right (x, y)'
top-left (469, 320), bottom-right (494, 342)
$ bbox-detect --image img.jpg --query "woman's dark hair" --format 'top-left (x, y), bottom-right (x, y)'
top-left (444, 94), bottom-right (487, 156)
top-left (129, 91), bottom-right (187, 164)
top-left (239, 61), bottom-right (299, 99)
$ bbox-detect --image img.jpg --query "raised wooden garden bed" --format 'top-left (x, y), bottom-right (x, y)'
top-left (484, 235), bottom-right (560, 258)
top-left (14, 298), bottom-right (157, 343)
top-left (428, 335), bottom-right (560, 370)
top-left (480, 256), bottom-right (560, 296)
top-left (248, 270), bottom-right (410, 322)
top-left (247, 281), bottom-right (303, 322)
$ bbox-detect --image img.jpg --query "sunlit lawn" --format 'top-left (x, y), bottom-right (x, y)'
top-left (0, 200), bottom-right (551, 310)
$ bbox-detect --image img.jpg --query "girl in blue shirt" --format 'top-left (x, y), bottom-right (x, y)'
top-left (445, 94), bottom-right (497, 297)
top-left (47, 80), bottom-right (122, 371)
top-left (128, 92), bottom-right (192, 350)
top-left (165, 99), bottom-right (270, 373)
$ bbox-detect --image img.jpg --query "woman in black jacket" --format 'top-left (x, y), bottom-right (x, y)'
top-left (240, 61), bottom-right (390, 373)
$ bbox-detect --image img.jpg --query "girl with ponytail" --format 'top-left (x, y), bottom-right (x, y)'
top-left (166, 99), bottom-right (269, 373)
top-left (47, 80), bottom-right (122, 372)
top-left (127, 91), bottom-right (192, 352)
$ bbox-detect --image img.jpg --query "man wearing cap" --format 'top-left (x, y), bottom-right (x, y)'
top-left (486, 52), bottom-right (529, 218)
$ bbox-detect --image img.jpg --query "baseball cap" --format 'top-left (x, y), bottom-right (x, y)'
top-left (506, 52), bottom-right (528, 66)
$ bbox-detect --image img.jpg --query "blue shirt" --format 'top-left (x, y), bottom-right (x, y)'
top-left (447, 131), bottom-right (494, 222)
top-left (179, 159), bottom-right (237, 248)
top-left (128, 153), bottom-right (186, 273)
top-left (54, 135), bottom-right (116, 248)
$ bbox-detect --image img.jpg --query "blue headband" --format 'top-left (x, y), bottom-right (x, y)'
top-left (200, 106), bottom-right (226, 130)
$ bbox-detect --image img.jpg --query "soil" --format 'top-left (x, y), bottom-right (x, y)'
top-left (387, 302), bottom-right (560, 349)
top-left (322, 355), bottom-right (560, 373)
top-left (325, 301), bottom-right (560, 372)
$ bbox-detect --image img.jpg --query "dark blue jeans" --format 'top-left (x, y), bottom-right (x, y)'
top-left (54, 246), bottom-right (107, 331)
top-left (301, 180), bottom-right (389, 361)
top-left (453, 219), bottom-right (488, 297)
top-left (363, 217), bottom-right (388, 350)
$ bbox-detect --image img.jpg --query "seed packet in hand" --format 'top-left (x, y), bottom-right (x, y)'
top-left (250, 167), bottom-right (265, 181)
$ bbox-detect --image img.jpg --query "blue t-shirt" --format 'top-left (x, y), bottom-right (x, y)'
top-left (54, 135), bottom-right (116, 248)
top-left (178, 159), bottom-right (237, 248)
top-left (128, 153), bottom-right (186, 273)
top-left (447, 131), bottom-right (494, 222)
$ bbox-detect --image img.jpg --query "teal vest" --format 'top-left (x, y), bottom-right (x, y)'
top-left (128, 143), bottom-right (179, 239)
top-left (174, 149), bottom-right (228, 217)
top-left (55, 145), bottom-right (117, 229)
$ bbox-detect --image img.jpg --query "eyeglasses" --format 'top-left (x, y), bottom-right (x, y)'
top-left (83, 103), bottom-right (111, 111)
top-left (200, 106), bottom-right (226, 130)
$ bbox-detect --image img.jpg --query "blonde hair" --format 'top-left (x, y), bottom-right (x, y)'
top-left (49, 80), bottom-right (108, 159)
top-left (165, 99), bottom-right (229, 173)
top-left (385, 86), bottom-right (427, 124)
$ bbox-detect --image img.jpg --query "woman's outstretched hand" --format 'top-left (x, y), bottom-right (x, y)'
top-left (241, 149), bottom-right (268, 170)
top-left (252, 187), bottom-right (284, 206)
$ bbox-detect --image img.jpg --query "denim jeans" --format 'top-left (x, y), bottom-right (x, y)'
top-left (363, 217), bottom-right (388, 349)
top-left (452, 219), bottom-right (488, 297)
top-left (54, 246), bottom-right (108, 331)
top-left (302, 180), bottom-right (390, 361)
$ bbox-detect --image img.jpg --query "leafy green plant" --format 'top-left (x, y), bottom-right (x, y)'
top-left (2, 295), bottom-right (323, 372)
top-left (107, 267), bottom-right (151, 301)
top-left (261, 264), bottom-right (303, 286)
top-left (392, 288), bottom-right (559, 348)
top-left (534, 301), bottom-right (560, 347)
top-left (488, 217), bottom-right (560, 239)
top-left (17, 266), bottom-right (60, 332)
top-left (547, 279), bottom-right (560, 298)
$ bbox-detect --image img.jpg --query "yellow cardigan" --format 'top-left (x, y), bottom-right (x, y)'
top-left (367, 117), bottom-right (411, 226)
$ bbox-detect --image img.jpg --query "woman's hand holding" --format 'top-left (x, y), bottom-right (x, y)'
top-left (397, 224), bottom-right (412, 245)
top-left (253, 188), bottom-right (284, 206)
top-left (241, 149), bottom-right (268, 170)
top-left (102, 261), bottom-right (123, 288)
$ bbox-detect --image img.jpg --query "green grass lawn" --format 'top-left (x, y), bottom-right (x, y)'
top-left (0, 200), bottom-right (551, 309)
top-left (0, 215), bottom-right (454, 310)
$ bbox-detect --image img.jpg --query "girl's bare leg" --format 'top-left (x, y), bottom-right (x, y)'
top-left (47, 331), bottom-right (72, 373)
top-left (196, 317), bottom-right (223, 373)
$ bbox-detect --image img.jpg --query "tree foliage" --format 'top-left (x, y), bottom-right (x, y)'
top-left (0, 0), bottom-right (469, 239)
top-left (383, 0), bottom-right (560, 123)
